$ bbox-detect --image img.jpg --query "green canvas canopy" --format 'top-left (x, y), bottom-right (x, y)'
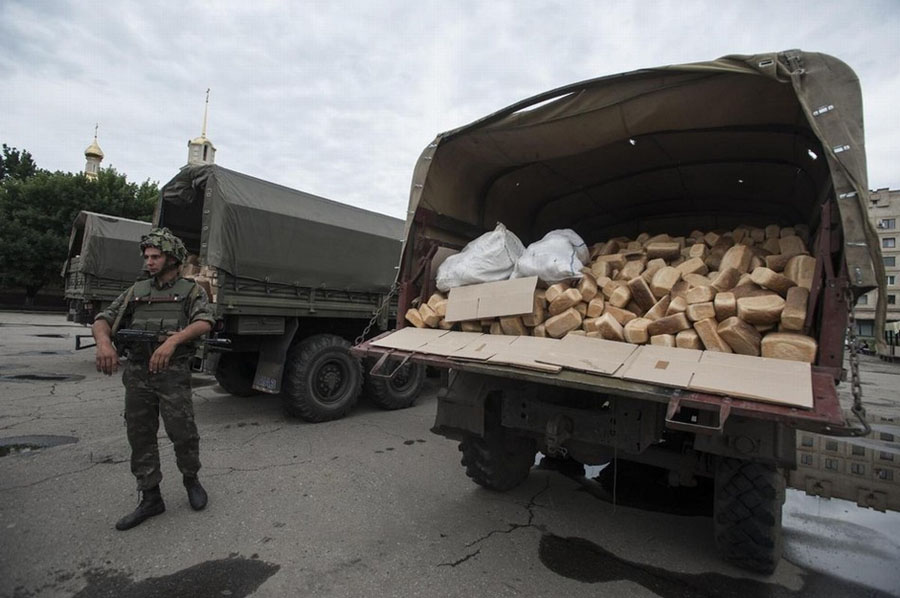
top-left (405, 49), bottom-right (884, 335)
top-left (159, 164), bottom-right (403, 293)
top-left (64, 211), bottom-right (150, 280)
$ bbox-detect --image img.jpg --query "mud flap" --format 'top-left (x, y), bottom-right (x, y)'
top-left (252, 318), bottom-right (299, 393)
top-left (432, 372), bottom-right (491, 440)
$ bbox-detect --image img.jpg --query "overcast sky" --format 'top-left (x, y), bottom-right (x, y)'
top-left (1, 0), bottom-right (898, 219)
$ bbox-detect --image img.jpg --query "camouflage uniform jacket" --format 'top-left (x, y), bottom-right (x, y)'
top-left (95, 276), bottom-right (216, 358)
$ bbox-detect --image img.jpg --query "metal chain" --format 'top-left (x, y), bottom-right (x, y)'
top-left (355, 282), bottom-right (399, 346)
top-left (844, 288), bottom-right (871, 435)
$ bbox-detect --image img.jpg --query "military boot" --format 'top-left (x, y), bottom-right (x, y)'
top-left (184, 476), bottom-right (208, 511)
top-left (115, 486), bottom-right (165, 531)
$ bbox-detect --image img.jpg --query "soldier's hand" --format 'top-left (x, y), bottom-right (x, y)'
top-left (95, 342), bottom-right (120, 375)
top-left (149, 338), bottom-right (178, 374)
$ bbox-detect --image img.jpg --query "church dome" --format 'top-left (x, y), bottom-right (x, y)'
top-left (84, 138), bottom-right (104, 158)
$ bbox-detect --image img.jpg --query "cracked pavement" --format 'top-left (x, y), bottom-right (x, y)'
top-left (2, 312), bottom-right (899, 597)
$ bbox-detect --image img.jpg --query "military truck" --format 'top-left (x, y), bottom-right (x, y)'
top-left (352, 50), bottom-right (886, 572)
top-left (62, 211), bottom-right (150, 326)
top-left (157, 164), bottom-right (424, 421)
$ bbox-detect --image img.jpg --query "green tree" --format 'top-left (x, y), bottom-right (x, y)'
top-left (0, 159), bottom-right (159, 303)
top-left (1, 144), bottom-right (38, 180)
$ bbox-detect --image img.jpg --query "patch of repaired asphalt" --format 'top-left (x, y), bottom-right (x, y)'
top-left (67, 555), bottom-right (280, 598)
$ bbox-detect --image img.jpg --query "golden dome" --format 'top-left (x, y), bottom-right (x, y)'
top-left (84, 138), bottom-right (104, 158)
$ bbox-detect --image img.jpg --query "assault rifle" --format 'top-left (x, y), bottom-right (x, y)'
top-left (115, 329), bottom-right (232, 349)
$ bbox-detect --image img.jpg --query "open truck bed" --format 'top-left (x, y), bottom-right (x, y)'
top-left (352, 49), bottom-right (888, 573)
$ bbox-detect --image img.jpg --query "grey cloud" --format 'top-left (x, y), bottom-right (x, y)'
top-left (2, 0), bottom-right (899, 218)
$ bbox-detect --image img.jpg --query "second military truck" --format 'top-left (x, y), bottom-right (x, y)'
top-left (62, 210), bottom-right (151, 326)
top-left (157, 164), bottom-right (424, 421)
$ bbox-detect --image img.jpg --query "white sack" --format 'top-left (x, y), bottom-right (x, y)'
top-left (435, 223), bottom-right (525, 291)
top-left (512, 229), bottom-right (589, 283)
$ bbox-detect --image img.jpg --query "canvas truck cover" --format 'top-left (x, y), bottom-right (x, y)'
top-left (404, 49), bottom-right (886, 337)
top-left (158, 165), bottom-right (403, 292)
top-left (63, 211), bottom-right (150, 280)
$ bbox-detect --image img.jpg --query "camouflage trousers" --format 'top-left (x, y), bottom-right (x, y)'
top-left (122, 356), bottom-right (200, 491)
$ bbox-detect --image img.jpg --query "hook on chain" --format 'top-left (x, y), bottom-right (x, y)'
top-left (354, 281), bottom-right (399, 347)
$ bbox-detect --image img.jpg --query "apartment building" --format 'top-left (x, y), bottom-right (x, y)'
top-left (854, 187), bottom-right (900, 339)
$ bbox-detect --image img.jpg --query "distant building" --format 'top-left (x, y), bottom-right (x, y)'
top-left (84, 125), bottom-right (103, 180)
top-left (187, 89), bottom-right (216, 166)
top-left (854, 187), bottom-right (900, 338)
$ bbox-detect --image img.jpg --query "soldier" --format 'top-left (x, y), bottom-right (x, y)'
top-left (92, 227), bottom-right (215, 531)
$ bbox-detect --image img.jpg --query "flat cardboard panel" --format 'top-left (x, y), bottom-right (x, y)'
top-left (371, 327), bottom-right (448, 350)
top-left (689, 354), bottom-right (813, 408)
top-left (450, 334), bottom-right (519, 361)
top-left (488, 336), bottom-right (563, 372)
top-left (445, 277), bottom-right (538, 322)
top-left (537, 334), bottom-right (637, 375)
top-left (618, 345), bottom-right (702, 388)
top-left (625, 344), bottom-right (706, 365)
top-left (488, 355), bottom-right (562, 372)
top-left (689, 365), bottom-right (813, 408)
top-left (371, 321), bottom-right (812, 410)
top-left (416, 331), bottom-right (486, 356)
top-left (697, 350), bottom-right (810, 373)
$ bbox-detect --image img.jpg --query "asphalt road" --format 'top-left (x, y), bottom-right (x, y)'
top-left (1, 312), bottom-right (899, 598)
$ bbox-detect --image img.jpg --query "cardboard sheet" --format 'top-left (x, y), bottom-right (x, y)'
top-left (487, 336), bottom-right (563, 373)
top-left (371, 327), bottom-right (448, 350)
top-left (537, 335), bottom-right (637, 375)
top-left (696, 350), bottom-right (811, 373)
top-left (415, 331), bottom-right (486, 356)
top-left (618, 345), bottom-right (703, 388)
top-left (450, 334), bottom-right (519, 361)
top-left (689, 351), bottom-right (813, 408)
top-left (444, 277), bottom-right (538, 322)
top-left (369, 327), bottom-right (814, 409)
top-left (689, 363), bottom-right (813, 408)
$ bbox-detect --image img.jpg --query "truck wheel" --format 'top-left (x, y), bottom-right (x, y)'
top-left (713, 457), bottom-right (785, 574)
top-left (459, 415), bottom-right (536, 492)
top-left (364, 360), bottom-right (426, 410)
top-left (281, 334), bottom-right (362, 422)
top-left (214, 352), bottom-right (257, 397)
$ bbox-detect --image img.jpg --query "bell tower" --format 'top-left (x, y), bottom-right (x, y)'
top-left (187, 89), bottom-right (216, 165)
top-left (84, 124), bottom-right (104, 180)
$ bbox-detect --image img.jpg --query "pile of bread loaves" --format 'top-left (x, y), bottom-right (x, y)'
top-left (181, 256), bottom-right (219, 303)
top-left (406, 224), bottom-right (819, 363)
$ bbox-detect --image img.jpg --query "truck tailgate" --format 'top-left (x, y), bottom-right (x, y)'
top-left (353, 331), bottom-right (849, 435)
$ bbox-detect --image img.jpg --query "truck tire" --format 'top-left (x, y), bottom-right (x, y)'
top-left (214, 352), bottom-right (257, 397)
top-left (364, 360), bottom-right (426, 410)
top-left (459, 416), bottom-right (536, 492)
top-left (713, 457), bottom-right (785, 574)
top-left (281, 334), bottom-right (362, 422)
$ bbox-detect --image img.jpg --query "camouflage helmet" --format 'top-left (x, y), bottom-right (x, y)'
top-left (140, 227), bottom-right (188, 264)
